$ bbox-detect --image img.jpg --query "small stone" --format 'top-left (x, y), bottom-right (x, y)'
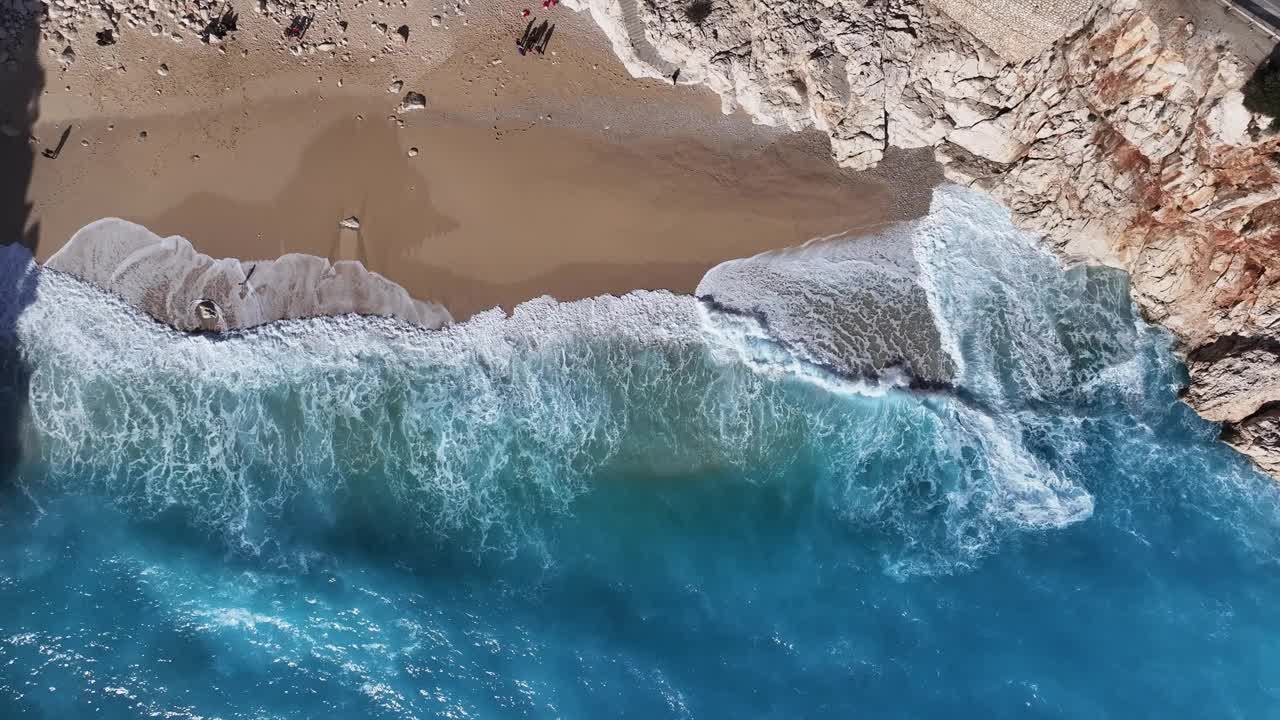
top-left (430, 15), bottom-right (440, 27)
top-left (387, 79), bottom-right (402, 93)
top-left (191, 154), bottom-right (200, 161)
top-left (80, 139), bottom-right (89, 146)
top-left (407, 147), bottom-right (418, 157)
top-left (139, 130), bottom-right (147, 139)
top-left (339, 216), bottom-right (360, 230)
top-left (396, 24), bottom-right (409, 41)
top-left (195, 299), bottom-right (221, 323)
top-left (317, 41), bottom-right (336, 52)
top-left (398, 91), bottom-right (426, 112)
top-left (157, 63), bottom-right (168, 75)
top-left (59, 46), bottom-right (75, 65)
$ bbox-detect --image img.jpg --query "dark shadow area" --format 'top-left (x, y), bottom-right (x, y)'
top-left (1244, 43), bottom-right (1280, 131)
top-left (537, 23), bottom-right (555, 55)
top-left (284, 14), bottom-right (312, 40)
top-left (41, 124), bottom-right (70, 159)
top-left (200, 6), bottom-right (239, 43)
top-left (517, 19), bottom-right (551, 55)
top-left (684, 0), bottom-right (713, 25)
top-left (0, 9), bottom-right (45, 498)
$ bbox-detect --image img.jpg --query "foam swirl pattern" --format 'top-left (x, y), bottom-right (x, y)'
top-left (2, 187), bottom-right (1279, 717)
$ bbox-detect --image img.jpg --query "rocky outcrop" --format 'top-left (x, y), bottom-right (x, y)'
top-left (577, 0), bottom-right (1280, 476)
top-left (46, 218), bottom-right (452, 332)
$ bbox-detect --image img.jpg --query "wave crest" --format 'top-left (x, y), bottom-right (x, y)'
top-left (2, 186), bottom-right (1239, 574)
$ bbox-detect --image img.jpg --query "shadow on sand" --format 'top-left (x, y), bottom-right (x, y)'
top-left (0, 13), bottom-right (44, 498)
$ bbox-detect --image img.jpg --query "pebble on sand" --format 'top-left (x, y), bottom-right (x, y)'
top-left (388, 79), bottom-right (403, 93)
top-left (430, 15), bottom-right (441, 27)
top-left (157, 63), bottom-right (169, 75)
top-left (398, 91), bottom-right (426, 112)
top-left (407, 147), bottom-right (419, 157)
top-left (339, 216), bottom-right (361, 230)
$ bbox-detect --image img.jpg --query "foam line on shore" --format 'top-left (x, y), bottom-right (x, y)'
top-left (46, 218), bottom-right (452, 332)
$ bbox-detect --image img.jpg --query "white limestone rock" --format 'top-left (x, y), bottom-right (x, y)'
top-left (568, 0), bottom-right (1280, 478)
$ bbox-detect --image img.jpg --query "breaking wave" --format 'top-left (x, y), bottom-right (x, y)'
top-left (1, 186), bottom-right (1273, 575)
top-left (5, 186), bottom-right (1280, 719)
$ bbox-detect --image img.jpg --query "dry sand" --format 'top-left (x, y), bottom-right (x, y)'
top-left (6, 0), bottom-right (940, 321)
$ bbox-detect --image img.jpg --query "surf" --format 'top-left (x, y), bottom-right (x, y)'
top-left (4, 186), bottom-right (1280, 718)
top-left (0, 185), bottom-right (1264, 568)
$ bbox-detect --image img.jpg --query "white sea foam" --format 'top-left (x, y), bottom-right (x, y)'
top-left (697, 222), bottom-right (955, 386)
top-left (1, 185), bottom-right (1160, 572)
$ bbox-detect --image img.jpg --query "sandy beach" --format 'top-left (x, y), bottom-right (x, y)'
top-left (3, 0), bottom-right (937, 321)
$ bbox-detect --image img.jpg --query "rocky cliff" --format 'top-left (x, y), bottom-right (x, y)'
top-left (576, 0), bottom-right (1280, 476)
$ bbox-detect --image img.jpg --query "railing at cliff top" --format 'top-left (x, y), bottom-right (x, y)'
top-left (1220, 0), bottom-right (1280, 42)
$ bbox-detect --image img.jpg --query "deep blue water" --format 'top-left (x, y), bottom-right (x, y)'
top-left (2, 189), bottom-right (1279, 718)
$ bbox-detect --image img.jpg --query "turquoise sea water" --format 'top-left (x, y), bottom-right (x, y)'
top-left (2, 188), bottom-right (1279, 718)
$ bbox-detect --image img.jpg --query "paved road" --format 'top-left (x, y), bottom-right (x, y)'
top-left (1227, 0), bottom-right (1280, 37)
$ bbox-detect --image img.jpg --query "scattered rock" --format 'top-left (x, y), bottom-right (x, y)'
top-left (398, 91), bottom-right (426, 112)
top-left (407, 147), bottom-right (418, 157)
top-left (396, 24), bottom-right (409, 41)
top-left (59, 46), bottom-right (75, 65)
top-left (96, 29), bottom-right (116, 46)
top-left (339, 216), bottom-right (360, 230)
top-left (430, 15), bottom-right (441, 27)
top-left (195, 299), bottom-right (222, 329)
top-left (387, 79), bottom-right (403, 93)
top-left (157, 63), bottom-right (169, 76)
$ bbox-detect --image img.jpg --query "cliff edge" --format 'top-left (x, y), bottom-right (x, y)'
top-left (575, 0), bottom-right (1280, 475)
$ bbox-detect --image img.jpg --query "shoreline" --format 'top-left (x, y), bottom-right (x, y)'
top-left (8, 1), bottom-right (940, 324)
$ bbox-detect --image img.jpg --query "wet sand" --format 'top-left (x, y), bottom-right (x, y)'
top-left (11, 2), bottom-right (940, 321)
